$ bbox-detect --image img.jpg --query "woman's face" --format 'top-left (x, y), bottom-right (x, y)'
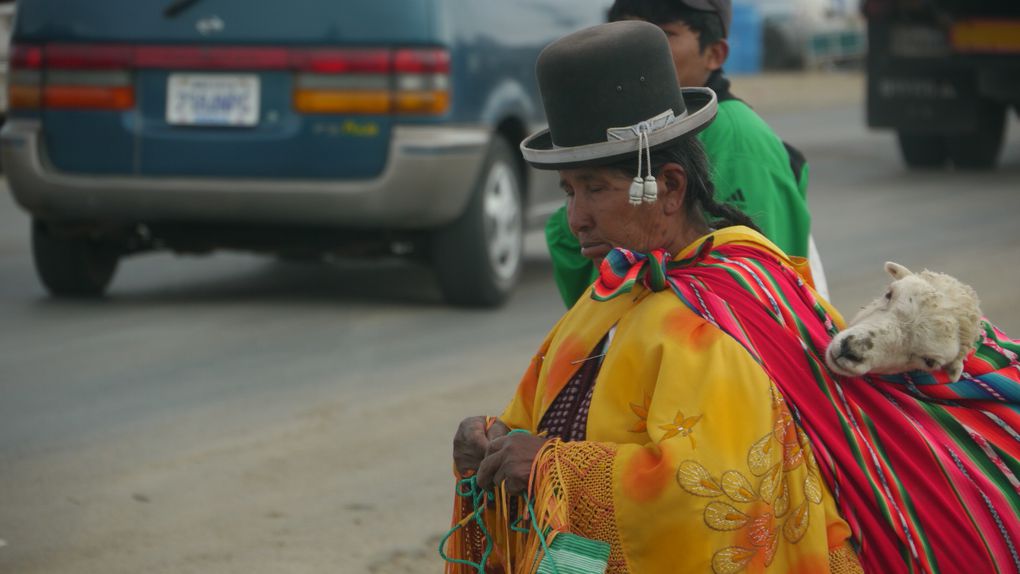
top-left (560, 166), bottom-right (684, 266)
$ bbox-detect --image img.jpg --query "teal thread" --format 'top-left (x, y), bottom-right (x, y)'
top-left (438, 428), bottom-right (561, 574)
top-left (438, 475), bottom-right (494, 573)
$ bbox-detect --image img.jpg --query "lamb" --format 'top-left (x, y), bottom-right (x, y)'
top-left (825, 262), bottom-right (983, 383)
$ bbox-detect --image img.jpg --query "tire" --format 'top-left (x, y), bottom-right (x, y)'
top-left (946, 100), bottom-right (1007, 170)
top-left (32, 219), bottom-right (119, 297)
top-left (432, 137), bottom-right (524, 308)
top-left (897, 131), bottom-right (948, 169)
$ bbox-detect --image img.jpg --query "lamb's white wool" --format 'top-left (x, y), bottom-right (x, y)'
top-left (826, 261), bottom-right (982, 382)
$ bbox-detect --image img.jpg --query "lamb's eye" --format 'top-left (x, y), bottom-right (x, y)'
top-left (923, 358), bottom-right (939, 369)
top-left (884, 290), bottom-right (893, 301)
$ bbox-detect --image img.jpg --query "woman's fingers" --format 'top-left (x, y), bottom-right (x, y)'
top-left (475, 434), bottom-right (547, 495)
top-left (475, 444), bottom-right (505, 491)
top-left (487, 419), bottom-right (510, 441)
top-left (453, 416), bottom-right (489, 475)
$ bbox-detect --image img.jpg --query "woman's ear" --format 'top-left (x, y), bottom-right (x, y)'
top-left (659, 163), bottom-right (687, 216)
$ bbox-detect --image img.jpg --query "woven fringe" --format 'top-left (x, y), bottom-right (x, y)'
top-left (442, 440), bottom-right (572, 574)
top-left (517, 439), bottom-right (571, 574)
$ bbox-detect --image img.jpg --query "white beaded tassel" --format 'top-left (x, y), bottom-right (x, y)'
top-left (628, 129), bottom-right (644, 205)
top-left (641, 128), bottom-right (658, 203)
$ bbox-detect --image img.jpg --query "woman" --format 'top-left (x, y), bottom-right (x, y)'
top-left (448, 20), bottom-right (1020, 574)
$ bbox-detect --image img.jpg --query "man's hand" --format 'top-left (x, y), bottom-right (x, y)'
top-left (453, 416), bottom-right (510, 476)
top-left (475, 433), bottom-right (548, 495)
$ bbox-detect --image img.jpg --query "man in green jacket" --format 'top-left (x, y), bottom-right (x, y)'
top-left (545, 0), bottom-right (817, 307)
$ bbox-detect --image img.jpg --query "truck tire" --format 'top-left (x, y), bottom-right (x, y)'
top-left (32, 219), bottom-right (119, 297)
top-left (947, 100), bottom-right (1006, 170)
top-left (431, 137), bottom-right (523, 308)
top-left (897, 132), bottom-right (948, 169)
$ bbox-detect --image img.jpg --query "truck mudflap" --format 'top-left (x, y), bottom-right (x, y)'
top-left (866, 67), bottom-right (983, 132)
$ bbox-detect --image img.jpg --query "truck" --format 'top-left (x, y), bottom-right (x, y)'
top-left (862, 0), bottom-right (1020, 169)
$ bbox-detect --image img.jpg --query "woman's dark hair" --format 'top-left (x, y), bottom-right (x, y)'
top-left (607, 136), bottom-right (761, 233)
top-left (607, 1), bottom-right (725, 52)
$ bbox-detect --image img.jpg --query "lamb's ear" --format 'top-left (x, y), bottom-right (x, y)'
top-left (885, 261), bottom-right (912, 280)
top-left (944, 359), bottom-right (964, 383)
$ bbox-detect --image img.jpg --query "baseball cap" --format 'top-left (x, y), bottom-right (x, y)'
top-left (677, 0), bottom-right (732, 37)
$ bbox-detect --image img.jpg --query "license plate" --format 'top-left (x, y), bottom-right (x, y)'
top-left (166, 74), bottom-right (260, 127)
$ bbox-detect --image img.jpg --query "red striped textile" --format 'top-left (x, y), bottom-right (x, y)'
top-left (594, 242), bottom-right (1020, 573)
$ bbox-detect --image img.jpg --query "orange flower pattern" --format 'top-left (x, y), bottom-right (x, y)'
top-left (658, 410), bottom-right (703, 448)
top-left (629, 394), bottom-right (652, 433)
top-left (676, 385), bottom-right (824, 573)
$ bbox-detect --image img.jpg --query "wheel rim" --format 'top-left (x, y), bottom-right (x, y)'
top-left (482, 161), bottom-right (522, 283)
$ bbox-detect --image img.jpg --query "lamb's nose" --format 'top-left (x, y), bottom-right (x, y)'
top-left (839, 335), bottom-right (864, 363)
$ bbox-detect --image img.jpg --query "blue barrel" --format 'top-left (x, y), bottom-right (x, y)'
top-left (727, 2), bottom-right (762, 74)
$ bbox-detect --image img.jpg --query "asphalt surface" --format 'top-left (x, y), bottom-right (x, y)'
top-left (1, 75), bottom-right (1019, 573)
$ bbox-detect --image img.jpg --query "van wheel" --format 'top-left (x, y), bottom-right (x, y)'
top-left (947, 100), bottom-right (1006, 170)
top-left (897, 132), bottom-right (947, 169)
top-left (32, 220), bottom-right (119, 297)
top-left (432, 137), bottom-right (523, 308)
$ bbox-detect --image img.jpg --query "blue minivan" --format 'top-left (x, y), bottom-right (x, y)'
top-left (2, 1), bottom-right (608, 306)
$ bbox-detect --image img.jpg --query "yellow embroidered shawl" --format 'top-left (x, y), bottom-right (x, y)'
top-left (500, 228), bottom-right (853, 573)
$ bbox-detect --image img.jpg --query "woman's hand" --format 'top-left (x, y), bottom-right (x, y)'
top-left (453, 416), bottom-right (510, 476)
top-left (476, 433), bottom-right (548, 495)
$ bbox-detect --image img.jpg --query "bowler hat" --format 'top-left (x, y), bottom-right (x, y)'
top-left (520, 20), bottom-right (717, 171)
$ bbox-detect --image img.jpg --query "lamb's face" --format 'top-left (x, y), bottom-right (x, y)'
top-left (826, 262), bottom-right (968, 380)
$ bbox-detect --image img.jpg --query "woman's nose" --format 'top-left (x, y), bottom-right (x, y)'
top-left (567, 195), bottom-right (592, 236)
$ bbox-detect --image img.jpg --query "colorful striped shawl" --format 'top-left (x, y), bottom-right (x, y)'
top-left (595, 231), bottom-right (1020, 573)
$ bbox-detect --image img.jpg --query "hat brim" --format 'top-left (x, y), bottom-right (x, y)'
top-left (520, 87), bottom-right (717, 171)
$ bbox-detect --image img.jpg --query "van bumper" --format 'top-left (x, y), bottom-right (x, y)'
top-left (1, 120), bottom-right (490, 229)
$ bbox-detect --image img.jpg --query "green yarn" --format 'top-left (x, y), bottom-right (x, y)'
top-left (439, 429), bottom-right (610, 573)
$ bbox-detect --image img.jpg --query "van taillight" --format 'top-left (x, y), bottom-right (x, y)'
top-left (7, 43), bottom-right (450, 116)
top-left (293, 47), bottom-right (450, 115)
top-left (8, 43), bottom-right (135, 111)
top-left (8, 45), bottom-right (42, 110)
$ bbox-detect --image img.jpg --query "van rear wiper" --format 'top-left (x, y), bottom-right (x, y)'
top-left (164, 0), bottom-right (201, 18)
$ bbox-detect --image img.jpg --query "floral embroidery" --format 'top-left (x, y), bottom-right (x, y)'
top-left (659, 410), bottom-right (703, 447)
top-left (675, 385), bottom-right (824, 574)
top-left (628, 394), bottom-right (652, 433)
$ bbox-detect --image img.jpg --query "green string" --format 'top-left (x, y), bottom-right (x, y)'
top-left (438, 428), bottom-right (561, 574)
top-left (437, 475), bottom-right (494, 573)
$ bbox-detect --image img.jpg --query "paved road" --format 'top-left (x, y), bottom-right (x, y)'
top-left (1, 92), bottom-right (1018, 573)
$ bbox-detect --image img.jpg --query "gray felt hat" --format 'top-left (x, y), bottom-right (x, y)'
top-left (520, 20), bottom-right (717, 174)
